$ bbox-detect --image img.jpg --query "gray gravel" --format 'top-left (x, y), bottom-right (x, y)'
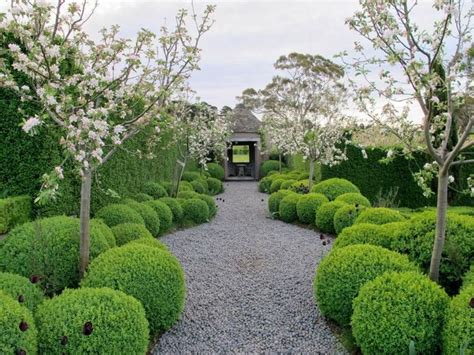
top-left (153, 181), bottom-right (346, 354)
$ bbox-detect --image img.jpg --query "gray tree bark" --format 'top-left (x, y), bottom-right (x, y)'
top-left (79, 169), bottom-right (92, 278)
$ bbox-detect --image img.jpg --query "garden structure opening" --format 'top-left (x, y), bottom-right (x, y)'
top-left (224, 104), bottom-right (263, 181)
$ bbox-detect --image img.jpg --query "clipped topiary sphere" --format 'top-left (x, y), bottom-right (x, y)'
top-left (296, 193), bottom-right (329, 225)
top-left (462, 264), bottom-right (474, 289)
top-left (90, 218), bottom-right (116, 248)
top-left (314, 244), bottom-right (418, 325)
top-left (177, 191), bottom-right (200, 200)
top-left (36, 287), bottom-right (149, 354)
top-left (144, 200), bottom-right (173, 234)
top-left (279, 194), bottom-right (301, 223)
top-left (311, 178), bottom-right (360, 200)
top-left (442, 284), bottom-right (474, 355)
top-left (178, 180), bottom-right (194, 192)
top-left (270, 179), bottom-right (286, 193)
top-left (333, 204), bottom-right (367, 235)
top-left (352, 271), bottom-right (449, 355)
top-left (125, 201), bottom-right (160, 237)
top-left (126, 237), bottom-right (168, 251)
top-left (182, 198), bottom-right (209, 224)
top-left (0, 290), bottom-right (37, 354)
top-left (0, 272), bottom-right (43, 311)
top-left (335, 192), bottom-right (371, 207)
top-left (355, 207), bottom-right (405, 225)
top-left (197, 194), bottom-right (217, 218)
top-left (268, 190), bottom-right (294, 216)
top-left (182, 171), bottom-right (201, 182)
top-left (159, 197), bottom-right (184, 224)
top-left (258, 176), bottom-right (272, 193)
top-left (160, 181), bottom-right (173, 196)
top-left (190, 180), bottom-right (206, 194)
top-left (280, 179), bottom-right (297, 190)
top-left (143, 182), bottom-right (168, 199)
top-left (134, 193), bottom-right (153, 202)
top-left (111, 223), bottom-right (153, 246)
top-left (315, 201), bottom-right (347, 234)
top-left (95, 204), bottom-right (145, 228)
top-left (0, 216), bottom-right (110, 294)
top-left (206, 163), bottom-right (225, 180)
top-left (333, 223), bottom-right (393, 250)
top-left (260, 160), bottom-right (283, 177)
top-left (207, 177), bottom-right (223, 195)
top-left (82, 245), bottom-right (185, 335)
top-left (290, 179), bottom-right (310, 194)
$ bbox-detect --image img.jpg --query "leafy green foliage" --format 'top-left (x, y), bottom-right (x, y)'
top-left (258, 176), bottom-right (272, 193)
top-left (111, 223), bottom-right (153, 246)
top-left (134, 193), bottom-right (154, 202)
top-left (178, 180), bottom-right (194, 192)
top-left (95, 204), bottom-right (145, 228)
top-left (280, 179), bottom-right (297, 190)
top-left (279, 194), bottom-right (301, 223)
top-left (289, 179), bottom-right (310, 194)
top-left (143, 200), bottom-right (173, 234)
top-left (206, 163), bottom-right (225, 180)
top-left (260, 160), bottom-right (284, 177)
top-left (36, 287), bottom-right (149, 354)
top-left (270, 179), bottom-right (286, 193)
top-left (0, 195), bottom-right (31, 234)
top-left (314, 244), bottom-right (418, 325)
top-left (181, 198), bottom-right (209, 224)
top-left (352, 272), bottom-right (449, 355)
top-left (124, 201), bottom-right (161, 237)
top-left (197, 194), bottom-right (217, 217)
top-left (333, 204), bottom-right (367, 235)
top-left (333, 222), bottom-right (401, 250)
top-left (268, 190), bottom-right (294, 217)
top-left (0, 216), bottom-right (110, 294)
top-left (315, 201), bottom-right (347, 234)
top-left (143, 182), bottom-right (168, 199)
top-left (126, 237), bottom-right (168, 251)
top-left (462, 264), bottom-right (474, 289)
top-left (311, 178), bottom-right (360, 201)
top-left (159, 197), bottom-right (184, 225)
top-left (0, 290), bottom-right (37, 354)
top-left (82, 245), bottom-right (185, 335)
top-left (90, 218), bottom-right (116, 248)
top-left (191, 180), bottom-right (206, 194)
top-left (206, 177), bottom-right (223, 195)
top-left (0, 272), bottom-right (43, 311)
top-left (355, 207), bottom-right (405, 225)
top-left (335, 193), bottom-right (371, 207)
top-left (296, 193), bottom-right (328, 225)
top-left (442, 284), bottom-right (474, 355)
top-left (182, 171), bottom-right (202, 182)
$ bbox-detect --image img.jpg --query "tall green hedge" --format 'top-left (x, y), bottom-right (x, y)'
top-left (0, 83), bottom-right (177, 216)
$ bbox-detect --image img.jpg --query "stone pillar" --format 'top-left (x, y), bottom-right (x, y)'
top-left (254, 139), bottom-right (260, 180)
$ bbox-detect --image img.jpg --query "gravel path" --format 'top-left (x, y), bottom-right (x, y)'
top-left (153, 181), bottom-right (346, 354)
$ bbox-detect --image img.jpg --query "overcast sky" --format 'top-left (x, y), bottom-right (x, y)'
top-left (84, 0), bottom-right (381, 110)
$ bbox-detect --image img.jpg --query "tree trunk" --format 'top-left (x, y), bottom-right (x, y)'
top-left (308, 159), bottom-right (315, 191)
top-left (79, 169), bottom-right (92, 279)
top-left (172, 158), bottom-right (187, 197)
top-left (279, 153), bottom-right (282, 173)
top-left (429, 168), bottom-right (449, 282)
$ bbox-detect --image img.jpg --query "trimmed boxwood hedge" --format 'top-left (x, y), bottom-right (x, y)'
top-left (258, 176), bottom-right (272, 193)
top-left (126, 237), bottom-right (168, 251)
top-left (333, 204), bottom-right (367, 235)
top-left (82, 244), bottom-right (185, 335)
top-left (334, 192), bottom-right (371, 207)
top-left (442, 284), bottom-right (474, 355)
top-left (260, 160), bottom-right (284, 177)
top-left (182, 171), bottom-right (201, 182)
top-left (0, 216), bottom-right (110, 294)
top-left (280, 179), bottom-right (297, 190)
top-left (111, 223), bottom-right (153, 246)
top-left (90, 218), bottom-right (116, 248)
top-left (134, 193), bottom-right (153, 202)
top-left (143, 182), bottom-right (168, 199)
top-left (314, 244), bottom-right (418, 325)
top-left (270, 179), bottom-right (286, 193)
top-left (352, 271), bottom-right (449, 355)
top-left (0, 290), bottom-right (37, 354)
top-left (191, 180), bottom-right (206, 194)
top-left (181, 198), bottom-right (209, 224)
top-left (315, 201), bottom-right (347, 234)
top-left (124, 201), bottom-right (161, 237)
top-left (296, 193), bottom-right (329, 225)
top-left (311, 178), bottom-right (360, 201)
top-left (36, 287), bottom-right (149, 354)
top-left (462, 264), bottom-right (474, 289)
top-left (0, 272), bottom-right (43, 311)
top-left (159, 197), bottom-right (184, 224)
top-left (207, 177), bottom-right (223, 195)
top-left (279, 194), bottom-right (301, 223)
top-left (178, 180), bottom-right (194, 192)
top-left (0, 195), bottom-right (31, 234)
top-left (333, 222), bottom-right (395, 250)
top-left (206, 163), bottom-right (225, 180)
top-left (143, 200), bottom-right (173, 234)
top-left (355, 207), bottom-right (405, 225)
top-left (95, 204), bottom-right (145, 228)
top-left (268, 190), bottom-right (294, 217)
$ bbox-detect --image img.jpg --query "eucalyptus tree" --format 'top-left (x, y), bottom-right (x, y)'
top-left (345, 0), bottom-right (473, 281)
top-left (240, 53), bottom-right (352, 189)
top-left (0, 0), bottom-right (215, 275)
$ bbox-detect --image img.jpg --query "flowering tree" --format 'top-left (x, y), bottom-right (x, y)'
top-left (345, 0), bottom-right (473, 281)
top-left (0, 0), bottom-right (215, 275)
top-left (240, 53), bottom-right (352, 189)
top-left (167, 100), bottom-right (232, 196)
